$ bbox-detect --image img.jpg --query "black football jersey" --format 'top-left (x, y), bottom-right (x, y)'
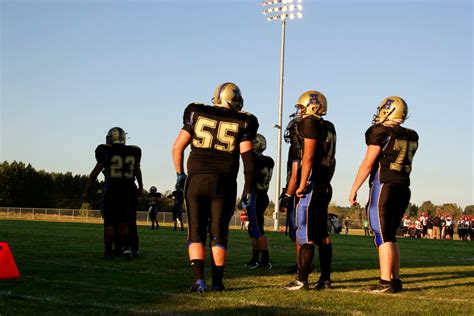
top-left (255, 153), bottom-right (274, 193)
top-left (182, 103), bottom-right (259, 176)
top-left (297, 116), bottom-right (336, 185)
top-left (95, 144), bottom-right (142, 189)
top-left (148, 192), bottom-right (161, 206)
top-left (366, 123), bottom-right (419, 185)
top-left (285, 118), bottom-right (303, 184)
top-left (171, 190), bottom-right (184, 204)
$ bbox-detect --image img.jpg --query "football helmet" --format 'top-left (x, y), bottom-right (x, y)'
top-left (150, 186), bottom-right (157, 193)
top-left (106, 127), bottom-right (126, 145)
top-left (372, 96), bottom-right (408, 124)
top-left (253, 134), bottom-right (266, 154)
top-left (212, 82), bottom-right (244, 111)
top-left (295, 90), bottom-right (327, 118)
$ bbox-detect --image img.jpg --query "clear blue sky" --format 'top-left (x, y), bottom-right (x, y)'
top-left (1, 0), bottom-right (472, 208)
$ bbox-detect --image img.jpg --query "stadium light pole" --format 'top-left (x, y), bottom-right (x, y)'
top-left (262, 0), bottom-right (303, 231)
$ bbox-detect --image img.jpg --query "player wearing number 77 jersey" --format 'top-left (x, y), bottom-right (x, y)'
top-left (172, 82), bottom-right (258, 293)
top-left (82, 127), bottom-right (143, 260)
top-left (349, 96), bottom-right (418, 293)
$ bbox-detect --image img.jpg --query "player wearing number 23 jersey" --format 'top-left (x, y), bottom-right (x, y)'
top-left (83, 127), bottom-right (143, 260)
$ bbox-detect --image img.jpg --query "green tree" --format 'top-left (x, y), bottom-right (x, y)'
top-left (464, 205), bottom-right (474, 216)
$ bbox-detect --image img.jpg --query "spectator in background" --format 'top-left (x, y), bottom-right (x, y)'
top-left (432, 213), bottom-right (441, 239)
top-left (344, 217), bottom-right (349, 235)
top-left (363, 219), bottom-right (370, 236)
top-left (427, 215), bottom-right (433, 239)
top-left (240, 210), bottom-right (247, 230)
top-left (440, 215), bottom-right (446, 239)
top-left (420, 212), bottom-right (428, 238)
top-left (445, 214), bottom-right (453, 240)
top-left (415, 217), bottom-right (422, 238)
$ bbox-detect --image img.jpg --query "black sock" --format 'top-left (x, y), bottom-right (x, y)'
top-left (318, 243), bottom-right (332, 281)
top-left (190, 259), bottom-right (205, 281)
top-left (252, 250), bottom-right (259, 262)
top-left (104, 243), bottom-right (113, 255)
top-left (260, 250), bottom-right (270, 264)
top-left (380, 278), bottom-right (391, 285)
top-left (210, 253), bottom-right (224, 286)
top-left (298, 244), bottom-right (315, 282)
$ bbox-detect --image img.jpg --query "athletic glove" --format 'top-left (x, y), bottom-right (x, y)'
top-left (176, 173), bottom-right (187, 191)
top-left (238, 192), bottom-right (254, 210)
top-left (279, 193), bottom-right (292, 211)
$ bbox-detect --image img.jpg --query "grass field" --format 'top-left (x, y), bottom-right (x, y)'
top-left (0, 220), bottom-right (473, 315)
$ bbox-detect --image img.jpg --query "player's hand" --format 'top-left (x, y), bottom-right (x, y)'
top-left (238, 192), bottom-right (253, 210)
top-left (295, 186), bottom-right (306, 198)
top-left (137, 188), bottom-right (143, 197)
top-left (279, 193), bottom-right (292, 213)
top-left (176, 173), bottom-right (187, 191)
top-left (349, 191), bottom-right (357, 206)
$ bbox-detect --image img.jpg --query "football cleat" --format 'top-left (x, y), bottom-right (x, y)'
top-left (244, 260), bottom-right (260, 269)
top-left (283, 279), bottom-right (308, 291)
top-left (367, 282), bottom-right (395, 293)
top-left (123, 249), bottom-right (132, 260)
top-left (392, 279), bottom-right (403, 293)
top-left (314, 279), bottom-right (332, 291)
top-left (189, 279), bottom-right (207, 293)
top-left (260, 262), bottom-right (272, 270)
top-left (211, 283), bottom-right (225, 292)
top-left (102, 252), bottom-right (113, 260)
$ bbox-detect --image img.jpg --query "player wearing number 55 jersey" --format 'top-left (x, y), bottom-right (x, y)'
top-left (83, 127), bottom-right (143, 260)
top-left (284, 90), bottom-right (336, 292)
top-left (349, 96), bottom-right (418, 293)
top-left (172, 82), bottom-right (258, 293)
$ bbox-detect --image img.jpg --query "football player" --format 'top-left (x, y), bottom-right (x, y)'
top-left (148, 186), bottom-right (161, 230)
top-left (349, 96), bottom-right (419, 293)
top-left (242, 133), bottom-right (274, 269)
top-left (83, 127), bottom-right (143, 260)
top-left (283, 90), bottom-right (336, 291)
top-left (280, 109), bottom-right (303, 274)
top-left (172, 82), bottom-right (258, 293)
top-left (170, 186), bottom-right (184, 231)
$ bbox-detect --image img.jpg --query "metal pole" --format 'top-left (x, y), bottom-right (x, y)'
top-left (274, 19), bottom-right (286, 232)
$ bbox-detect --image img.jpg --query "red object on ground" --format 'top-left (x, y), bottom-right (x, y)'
top-left (0, 242), bottom-right (20, 279)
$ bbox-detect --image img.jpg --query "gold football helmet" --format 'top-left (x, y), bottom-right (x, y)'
top-left (212, 82), bottom-right (244, 111)
top-left (295, 90), bottom-right (327, 117)
top-left (106, 127), bottom-right (126, 145)
top-left (253, 133), bottom-right (267, 154)
top-left (373, 96), bottom-right (408, 124)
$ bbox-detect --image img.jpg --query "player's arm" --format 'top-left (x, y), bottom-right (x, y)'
top-left (296, 138), bottom-right (316, 198)
top-left (135, 166), bottom-right (143, 196)
top-left (172, 129), bottom-right (191, 174)
top-left (238, 140), bottom-right (255, 210)
top-left (286, 161), bottom-right (299, 196)
top-left (349, 144), bottom-right (381, 205)
top-left (82, 162), bottom-right (104, 202)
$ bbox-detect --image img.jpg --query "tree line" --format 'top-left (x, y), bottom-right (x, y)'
top-left (1, 161), bottom-right (472, 218)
